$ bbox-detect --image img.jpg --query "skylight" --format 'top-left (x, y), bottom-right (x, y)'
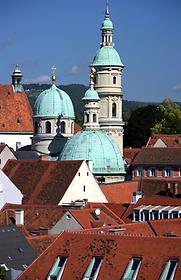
top-left (121, 257), bottom-right (142, 280)
top-left (47, 256), bottom-right (67, 280)
top-left (159, 259), bottom-right (178, 280)
top-left (82, 256), bottom-right (103, 280)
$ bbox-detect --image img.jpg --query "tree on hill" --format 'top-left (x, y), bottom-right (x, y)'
top-left (124, 105), bottom-right (163, 147)
top-left (151, 98), bottom-right (181, 134)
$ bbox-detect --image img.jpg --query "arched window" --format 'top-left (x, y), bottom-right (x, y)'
top-left (34, 121), bottom-right (38, 134)
top-left (85, 113), bottom-right (89, 123)
top-left (112, 103), bottom-right (116, 117)
top-left (71, 122), bottom-right (74, 134)
top-left (93, 114), bottom-right (97, 123)
top-left (45, 121), bottom-right (51, 133)
top-left (61, 121), bottom-right (66, 134)
top-left (113, 76), bottom-right (116, 84)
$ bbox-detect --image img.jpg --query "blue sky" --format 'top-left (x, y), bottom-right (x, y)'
top-left (0, 0), bottom-right (181, 102)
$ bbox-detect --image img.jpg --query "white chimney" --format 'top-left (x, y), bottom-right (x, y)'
top-left (132, 191), bottom-right (142, 204)
top-left (15, 209), bottom-right (24, 225)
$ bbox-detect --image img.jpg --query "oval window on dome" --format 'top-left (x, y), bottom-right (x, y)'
top-left (46, 121), bottom-right (51, 133)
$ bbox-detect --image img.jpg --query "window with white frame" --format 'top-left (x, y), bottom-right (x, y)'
top-left (122, 257), bottom-right (142, 280)
top-left (47, 256), bottom-right (67, 280)
top-left (135, 168), bottom-right (143, 177)
top-left (163, 168), bottom-right (172, 177)
top-left (82, 256), bottom-right (103, 280)
top-left (159, 259), bottom-right (178, 280)
top-left (148, 168), bottom-right (156, 177)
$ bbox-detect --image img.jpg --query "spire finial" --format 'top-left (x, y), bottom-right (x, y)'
top-left (51, 65), bottom-right (56, 84)
top-left (106, 0), bottom-right (109, 17)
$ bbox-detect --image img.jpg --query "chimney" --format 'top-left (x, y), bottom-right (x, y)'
top-left (15, 209), bottom-right (24, 225)
top-left (132, 191), bottom-right (142, 204)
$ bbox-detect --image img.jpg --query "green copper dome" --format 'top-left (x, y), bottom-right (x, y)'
top-left (34, 84), bottom-right (74, 118)
top-left (92, 47), bottom-right (124, 67)
top-left (59, 130), bottom-right (125, 175)
top-left (82, 88), bottom-right (100, 101)
top-left (102, 17), bottom-right (113, 29)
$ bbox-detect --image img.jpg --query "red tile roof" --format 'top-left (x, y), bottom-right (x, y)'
top-left (123, 148), bottom-right (141, 164)
top-left (3, 159), bottom-right (83, 204)
top-left (139, 177), bottom-right (181, 197)
top-left (17, 231), bottom-right (181, 280)
top-left (147, 134), bottom-right (181, 147)
top-left (68, 207), bottom-right (123, 229)
top-left (132, 147), bottom-right (181, 165)
top-left (28, 235), bottom-right (58, 255)
top-left (100, 181), bottom-right (138, 204)
top-left (148, 218), bottom-right (181, 237)
top-left (1, 203), bottom-right (67, 232)
top-left (0, 84), bottom-right (33, 132)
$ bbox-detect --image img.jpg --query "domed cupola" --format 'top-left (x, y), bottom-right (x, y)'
top-left (59, 130), bottom-right (125, 182)
top-left (82, 70), bottom-right (100, 130)
top-left (32, 66), bottom-right (75, 156)
top-left (34, 72), bottom-right (74, 119)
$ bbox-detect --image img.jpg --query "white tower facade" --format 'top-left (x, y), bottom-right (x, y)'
top-left (90, 0), bottom-right (124, 154)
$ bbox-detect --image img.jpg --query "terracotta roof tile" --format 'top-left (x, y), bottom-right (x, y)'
top-left (147, 134), bottom-right (181, 147)
top-left (139, 177), bottom-right (181, 197)
top-left (68, 207), bottom-right (123, 229)
top-left (0, 84), bottom-right (33, 132)
top-left (132, 147), bottom-right (181, 165)
top-left (1, 203), bottom-right (67, 232)
top-left (100, 181), bottom-right (138, 204)
top-left (3, 159), bottom-right (83, 204)
top-left (148, 218), bottom-right (181, 237)
top-left (28, 235), bottom-right (58, 255)
top-left (17, 231), bottom-right (181, 280)
top-left (123, 148), bottom-right (141, 164)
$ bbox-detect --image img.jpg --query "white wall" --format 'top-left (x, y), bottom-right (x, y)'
top-left (0, 169), bottom-right (23, 209)
top-left (0, 134), bottom-right (33, 151)
top-left (59, 161), bottom-right (108, 204)
top-left (0, 146), bottom-right (16, 169)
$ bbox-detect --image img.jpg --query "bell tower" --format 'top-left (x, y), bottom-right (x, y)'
top-left (90, 0), bottom-right (124, 154)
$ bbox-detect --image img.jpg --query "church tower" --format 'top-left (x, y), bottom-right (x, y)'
top-left (90, 0), bottom-right (124, 154)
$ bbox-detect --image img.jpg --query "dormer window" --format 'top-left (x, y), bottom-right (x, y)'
top-left (159, 259), bottom-right (178, 280)
top-left (47, 256), bottom-right (68, 280)
top-left (82, 256), bottom-right (103, 280)
top-left (122, 257), bottom-right (142, 280)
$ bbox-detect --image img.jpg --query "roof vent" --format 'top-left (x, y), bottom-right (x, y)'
top-left (109, 227), bottom-right (126, 232)
top-left (164, 231), bottom-right (177, 237)
top-left (95, 208), bottom-right (101, 217)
